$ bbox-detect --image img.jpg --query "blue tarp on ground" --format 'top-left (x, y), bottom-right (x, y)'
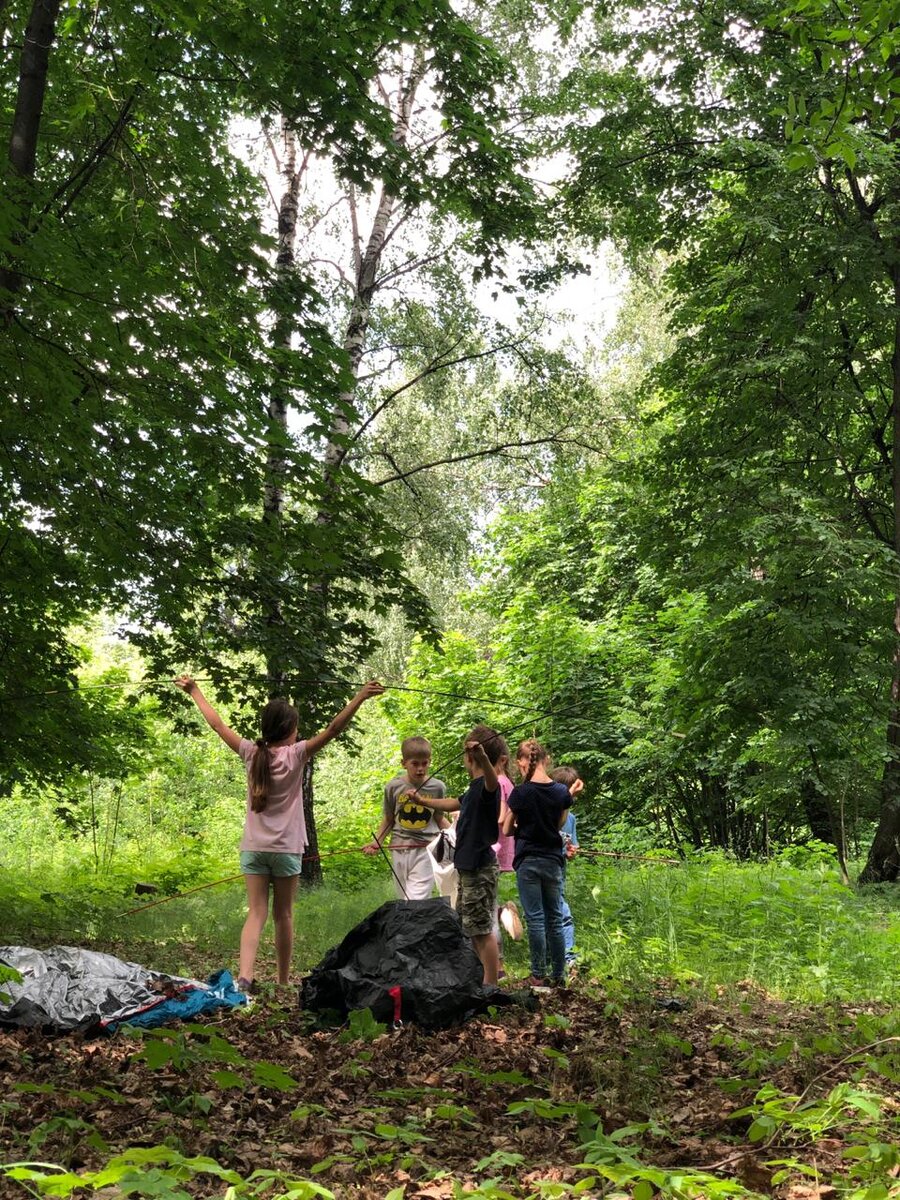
top-left (110, 969), bottom-right (246, 1030)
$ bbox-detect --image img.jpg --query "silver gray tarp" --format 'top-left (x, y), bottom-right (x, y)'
top-left (0, 945), bottom-right (198, 1031)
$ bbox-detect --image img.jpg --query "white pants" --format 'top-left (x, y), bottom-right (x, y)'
top-left (392, 847), bottom-right (436, 900)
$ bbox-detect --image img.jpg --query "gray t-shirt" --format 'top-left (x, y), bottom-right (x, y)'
top-left (383, 773), bottom-right (448, 846)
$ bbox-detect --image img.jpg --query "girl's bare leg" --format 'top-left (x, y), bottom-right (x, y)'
top-left (272, 874), bottom-right (300, 984)
top-left (239, 874), bottom-right (270, 982)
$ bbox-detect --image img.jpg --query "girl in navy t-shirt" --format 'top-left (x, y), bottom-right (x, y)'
top-left (502, 739), bottom-right (572, 986)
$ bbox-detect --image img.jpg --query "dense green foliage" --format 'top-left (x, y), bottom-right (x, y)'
top-left (556, 0), bottom-right (900, 878)
top-left (9, 0), bottom-right (900, 877)
top-left (7, 3), bottom-right (900, 1198)
top-left (1, 0), bottom-right (546, 784)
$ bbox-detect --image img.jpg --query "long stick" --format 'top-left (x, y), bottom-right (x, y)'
top-left (118, 843), bottom-right (433, 917)
top-left (1, 676), bottom-right (544, 711)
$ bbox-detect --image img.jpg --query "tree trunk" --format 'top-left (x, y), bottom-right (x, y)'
top-left (663, 804), bottom-right (684, 854)
top-left (262, 120), bottom-right (299, 692)
top-left (674, 777), bottom-right (704, 847)
top-left (261, 120), bottom-right (325, 885)
top-left (730, 809), bottom-right (755, 860)
top-left (698, 769), bottom-right (729, 848)
top-left (860, 606), bottom-right (900, 883)
top-left (800, 775), bottom-right (834, 844)
top-left (301, 54), bottom-right (423, 885)
top-left (804, 750), bottom-right (851, 883)
top-left (860, 266), bottom-right (900, 884)
top-left (264, 121), bottom-right (301, 534)
top-left (8, 0), bottom-right (61, 177)
top-left (300, 758), bottom-right (321, 887)
top-left (321, 47), bottom-right (425, 482)
top-left (1, 0), bottom-right (62, 305)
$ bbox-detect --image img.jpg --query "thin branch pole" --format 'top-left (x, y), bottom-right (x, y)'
top-left (373, 433), bottom-right (572, 486)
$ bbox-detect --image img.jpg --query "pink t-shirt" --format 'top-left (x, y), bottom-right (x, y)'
top-left (238, 738), bottom-right (308, 853)
top-left (493, 774), bottom-right (516, 872)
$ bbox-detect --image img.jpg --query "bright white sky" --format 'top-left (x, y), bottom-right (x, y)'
top-left (233, 100), bottom-right (625, 379)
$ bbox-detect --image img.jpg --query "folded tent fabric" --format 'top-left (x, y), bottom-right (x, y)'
top-left (0, 946), bottom-right (246, 1032)
top-left (300, 897), bottom-right (516, 1030)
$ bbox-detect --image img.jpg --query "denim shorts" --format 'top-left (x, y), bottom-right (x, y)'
top-left (239, 851), bottom-right (303, 877)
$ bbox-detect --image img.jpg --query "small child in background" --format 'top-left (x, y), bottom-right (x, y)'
top-left (365, 736), bottom-right (448, 900)
top-left (550, 765), bottom-right (584, 965)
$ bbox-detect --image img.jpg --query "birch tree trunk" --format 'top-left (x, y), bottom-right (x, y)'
top-left (322, 48), bottom-right (426, 481)
top-left (297, 53), bottom-right (425, 885)
top-left (262, 118), bottom-right (299, 698)
top-left (265, 122), bottom-right (301, 536)
top-left (259, 121), bottom-right (333, 882)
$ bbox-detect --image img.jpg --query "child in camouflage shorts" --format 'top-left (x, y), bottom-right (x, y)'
top-left (405, 725), bottom-right (503, 985)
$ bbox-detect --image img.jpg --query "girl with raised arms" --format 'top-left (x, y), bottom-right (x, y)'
top-left (175, 676), bottom-right (384, 992)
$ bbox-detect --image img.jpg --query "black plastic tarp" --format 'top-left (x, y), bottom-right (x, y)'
top-left (300, 898), bottom-right (516, 1030)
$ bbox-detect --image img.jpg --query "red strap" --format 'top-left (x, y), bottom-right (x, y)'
top-left (388, 985), bottom-right (402, 1026)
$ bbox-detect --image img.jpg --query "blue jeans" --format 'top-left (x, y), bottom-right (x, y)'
top-left (561, 863), bottom-right (576, 959)
top-left (516, 857), bottom-right (566, 980)
top-left (562, 897), bottom-right (575, 958)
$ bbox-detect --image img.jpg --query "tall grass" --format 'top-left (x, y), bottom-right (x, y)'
top-left (4, 846), bottom-right (898, 1002)
top-left (120, 876), bottom-right (396, 977)
top-left (565, 854), bottom-right (900, 1003)
top-left (2, 865), bottom-right (395, 979)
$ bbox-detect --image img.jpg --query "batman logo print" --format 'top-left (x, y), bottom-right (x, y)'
top-left (397, 798), bottom-right (431, 831)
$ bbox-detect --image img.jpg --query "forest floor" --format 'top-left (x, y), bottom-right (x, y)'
top-left (3, 861), bottom-right (900, 1197)
top-left (2, 970), bottom-right (899, 1199)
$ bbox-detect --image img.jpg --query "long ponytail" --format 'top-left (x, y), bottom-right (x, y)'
top-left (249, 699), bottom-right (299, 812)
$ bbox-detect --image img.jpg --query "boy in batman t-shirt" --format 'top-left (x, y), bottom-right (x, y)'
top-left (364, 735), bottom-right (448, 900)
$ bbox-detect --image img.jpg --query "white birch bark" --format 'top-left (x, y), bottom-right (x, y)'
top-left (264, 120), bottom-right (302, 524)
top-left (322, 47), bottom-right (427, 480)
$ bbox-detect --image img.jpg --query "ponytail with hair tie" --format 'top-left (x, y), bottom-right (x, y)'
top-left (249, 699), bottom-right (298, 813)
